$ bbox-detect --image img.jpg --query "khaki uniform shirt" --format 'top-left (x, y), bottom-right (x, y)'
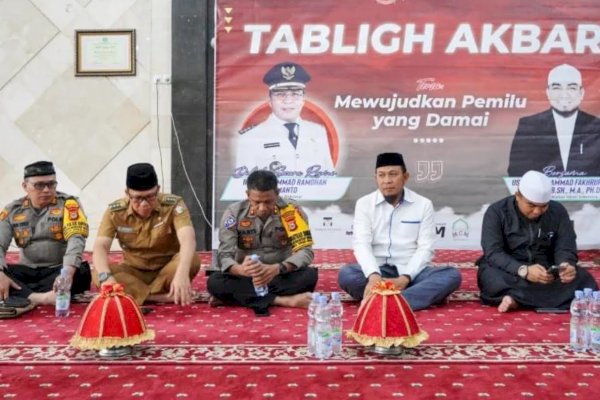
top-left (217, 197), bottom-right (314, 272)
top-left (0, 192), bottom-right (87, 270)
top-left (97, 193), bottom-right (192, 270)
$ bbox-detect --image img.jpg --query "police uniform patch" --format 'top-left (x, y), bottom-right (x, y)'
top-left (50, 208), bottom-right (62, 216)
top-left (175, 205), bottom-right (185, 215)
top-left (224, 215), bottom-right (236, 230)
top-left (49, 225), bottom-right (62, 233)
top-left (63, 199), bottom-right (89, 239)
top-left (239, 219), bottom-right (252, 228)
top-left (66, 201), bottom-right (80, 221)
top-left (13, 214), bottom-right (27, 222)
top-left (241, 235), bottom-right (255, 249)
top-left (0, 209), bottom-right (7, 221)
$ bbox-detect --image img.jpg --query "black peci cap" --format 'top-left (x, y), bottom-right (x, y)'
top-left (376, 153), bottom-right (405, 169)
top-left (126, 163), bottom-right (158, 190)
top-left (24, 161), bottom-right (55, 178)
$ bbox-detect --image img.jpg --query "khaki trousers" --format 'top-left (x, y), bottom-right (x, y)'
top-left (92, 253), bottom-right (201, 304)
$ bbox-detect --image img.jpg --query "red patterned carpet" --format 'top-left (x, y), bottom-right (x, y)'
top-left (1, 250), bottom-right (599, 399)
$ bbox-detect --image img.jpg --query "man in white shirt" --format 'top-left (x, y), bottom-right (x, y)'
top-left (234, 62), bottom-right (335, 177)
top-left (338, 153), bottom-right (461, 311)
top-left (507, 64), bottom-right (600, 177)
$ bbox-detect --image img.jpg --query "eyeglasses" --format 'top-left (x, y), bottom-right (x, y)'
top-left (128, 190), bottom-right (158, 204)
top-left (29, 180), bottom-right (58, 191)
top-left (271, 90), bottom-right (304, 100)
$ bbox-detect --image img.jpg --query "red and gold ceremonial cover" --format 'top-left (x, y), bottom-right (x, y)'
top-left (70, 283), bottom-right (155, 350)
top-left (347, 281), bottom-right (428, 348)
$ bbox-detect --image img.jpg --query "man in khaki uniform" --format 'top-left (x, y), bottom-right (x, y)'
top-left (0, 161), bottom-right (90, 305)
top-left (92, 163), bottom-right (200, 305)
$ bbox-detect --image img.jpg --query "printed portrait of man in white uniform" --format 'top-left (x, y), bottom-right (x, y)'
top-left (234, 62), bottom-right (336, 178)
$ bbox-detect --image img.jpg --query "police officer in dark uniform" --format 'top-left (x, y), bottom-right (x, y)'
top-left (0, 161), bottom-right (91, 305)
top-left (234, 62), bottom-right (335, 176)
top-left (208, 170), bottom-right (318, 316)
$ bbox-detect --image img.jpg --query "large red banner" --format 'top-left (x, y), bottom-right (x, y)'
top-left (214, 0), bottom-right (600, 249)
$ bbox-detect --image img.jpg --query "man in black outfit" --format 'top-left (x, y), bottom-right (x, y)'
top-left (477, 170), bottom-right (598, 312)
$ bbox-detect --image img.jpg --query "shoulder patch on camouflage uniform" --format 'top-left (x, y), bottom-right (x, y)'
top-left (161, 195), bottom-right (179, 205)
top-left (238, 125), bottom-right (256, 135)
top-left (109, 199), bottom-right (127, 212)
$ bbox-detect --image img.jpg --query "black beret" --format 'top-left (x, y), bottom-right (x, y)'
top-left (376, 153), bottom-right (405, 169)
top-left (126, 163), bottom-right (158, 190)
top-left (24, 161), bottom-right (55, 178)
top-left (263, 62), bottom-right (311, 90)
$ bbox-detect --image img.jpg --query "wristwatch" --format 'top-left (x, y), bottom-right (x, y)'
top-left (279, 263), bottom-right (288, 275)
top-left (98, 272), bottom-right (113, 284)
top-left (517, 265), bottom-right (528, 279)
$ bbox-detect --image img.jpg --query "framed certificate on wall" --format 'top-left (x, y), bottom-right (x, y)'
top-left (75, 29), bottom-right (136, 76)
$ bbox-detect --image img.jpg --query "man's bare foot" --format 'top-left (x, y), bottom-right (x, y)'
top-left (498, 295), bottom-right (518, 313)
top-left (273, 292), bottom-right (313, 308)
top-left (28, 291), bottom-right (56, 306)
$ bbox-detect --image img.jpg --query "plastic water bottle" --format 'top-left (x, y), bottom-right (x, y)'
top-left (55, 267), bottom-right (72, 317)
top-left (583, 288), bottom-right (594, 348)
top-left (570, 290), bottom-right (587, 351)
top-left (590, 291), bottom-right (600, 354)
top-left (307, 292), bottom-right (320, 355)
top-left (250, 254), bottom-right (268, 297)
top-left (314, 296), bottom-right (332, 359)
top-left (329, 292), bottom-right (344, 356)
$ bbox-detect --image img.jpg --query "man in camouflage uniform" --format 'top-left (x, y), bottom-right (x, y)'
top-left (0, 161), bottom-right (90, 305)
top-left (208, 170), bottom-right (318, 316)
top-left (92, 163), bottom-right (200, 305)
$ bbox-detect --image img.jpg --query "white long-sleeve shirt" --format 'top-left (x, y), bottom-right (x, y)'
top-left (352, 187), bottom-right (436, 280)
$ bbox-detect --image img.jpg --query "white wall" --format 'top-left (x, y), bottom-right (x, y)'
top-left (0, 0), bottom-right (173, 250)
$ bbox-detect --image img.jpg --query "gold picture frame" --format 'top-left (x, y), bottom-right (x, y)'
top-left (75, 29), bottom-right (136, 76)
